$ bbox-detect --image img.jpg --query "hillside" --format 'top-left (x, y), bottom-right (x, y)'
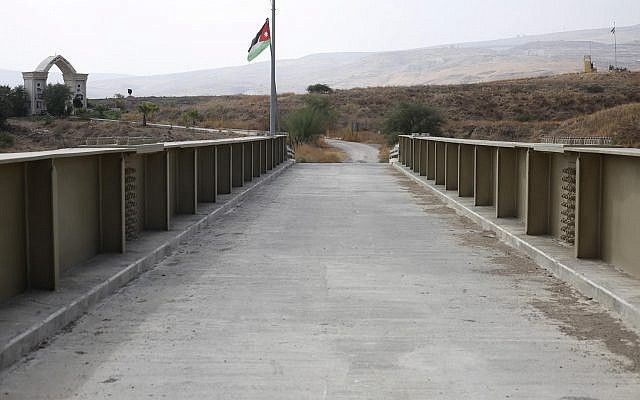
top-left (4, 71), bottom-right (639, 153)
top-left (92, 71), bottom-right (640, 146)
top-left (0, 119), bottom-right (240, 153)
top-left (85, 24), bottom-right (640, 97)
top-left (552, 103), bottom-right (640, 147)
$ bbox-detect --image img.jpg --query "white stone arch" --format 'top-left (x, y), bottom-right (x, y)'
top-left (22, 55), bottom-right (88, 115)
top-left (34, 55), bottom-right (78, 76)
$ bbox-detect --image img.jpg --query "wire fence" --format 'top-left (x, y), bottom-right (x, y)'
top-left (85, 136), bottom-right (155, 146)
top-left (540, 136), bottom-right (613, 146)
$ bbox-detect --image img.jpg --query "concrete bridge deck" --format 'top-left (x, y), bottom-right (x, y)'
top-left (1, 164), bottom-right (639, 399)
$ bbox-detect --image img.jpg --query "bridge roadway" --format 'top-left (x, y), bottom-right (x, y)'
top-left (1, 164), bottom-right (640, 399)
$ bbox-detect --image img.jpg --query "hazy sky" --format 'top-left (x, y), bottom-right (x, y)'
top-left (2, 0), bottom-right (638, 75)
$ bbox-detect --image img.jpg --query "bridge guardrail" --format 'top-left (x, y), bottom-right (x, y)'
top-left (0, 135), bottom-right (289, 304)
top-left (397, 134), bottom-right (640, 280)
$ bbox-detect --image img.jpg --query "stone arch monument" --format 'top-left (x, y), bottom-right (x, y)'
top-left (22, 55), bottom-right (88, 115)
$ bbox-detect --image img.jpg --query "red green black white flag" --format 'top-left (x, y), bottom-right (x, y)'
top-left (248, 19), bottom-right (271, 62)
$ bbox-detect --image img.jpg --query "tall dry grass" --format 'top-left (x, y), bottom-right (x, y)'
top-left (551, 103), bottom-right (640, 147)
top-left (377, 146), bottom-right (391, 163)
top-left (326, 129), bottom-right (388, 145)
top-left (295, 138), bottom-right (346, 163)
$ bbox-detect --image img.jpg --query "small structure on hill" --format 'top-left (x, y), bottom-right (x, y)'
top-left (22, 55), bottom-right (88, 115)
top-left (583, 55), bottom-right (597, 73)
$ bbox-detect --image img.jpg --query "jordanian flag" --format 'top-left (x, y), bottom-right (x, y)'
top-left (248, 19), bottom-right (271, 62)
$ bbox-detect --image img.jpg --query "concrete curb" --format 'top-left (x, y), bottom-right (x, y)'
top-left (393, 162), bottom-right (640, 332)
top-left (0, 161), bottom-right (294, 371)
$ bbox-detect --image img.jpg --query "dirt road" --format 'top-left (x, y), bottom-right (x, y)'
top-left (325, 139), bottom-right (380, 163)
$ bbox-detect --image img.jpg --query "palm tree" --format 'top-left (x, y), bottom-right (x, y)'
top-left (137, 102), bottom-right (159, 126)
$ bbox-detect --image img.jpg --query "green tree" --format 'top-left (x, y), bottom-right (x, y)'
top-left (94, 104), bottom-right (108, 118)
top-left (0, 85), bottom-right (29, 121)
top-left (0, 132), bottom-right (15, 148)
top-left (307, 83), bottom-right (334, 94)
top-left (283, 95), bottom-right (338, 146)
top-left (137, 102), bottom-right (159, 126)
top-left (0, 86), bottom-right (14, 147)
top-left (112, 93), bottom-right (127, 110)
top-left (7, 86), bottom-right (28, 117)
top-left (383, 101), bottom-right (445, 144)
top-left (73, 96), bottom-right (84, 109)
top-left (182, 109), bottom-right (201, 127)
top-left (0, 86), bottom-right (11, 128)
top-left (43, 83), bottom-right (73, 117)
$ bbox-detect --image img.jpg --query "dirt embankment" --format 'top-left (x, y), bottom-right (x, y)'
top-left (1, 119), bottom-right (242, 153)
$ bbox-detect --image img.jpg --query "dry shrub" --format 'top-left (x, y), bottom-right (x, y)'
top-left (378, 145), bottom-right (391, 163)
top-left (122, 113), bottom-right (140, 123)
top-left (52, 120), bottom-right (74, 135)
top-left (295, 138), bottom-right (346, 163)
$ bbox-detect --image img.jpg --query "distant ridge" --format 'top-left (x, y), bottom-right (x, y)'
top-left (0, 70), bottom-right (135, 89)
top-left (2, 25), bottom-right (639, 98)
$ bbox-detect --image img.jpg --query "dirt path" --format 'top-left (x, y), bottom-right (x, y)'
top-left (325, 139), bottom-right (380, 163)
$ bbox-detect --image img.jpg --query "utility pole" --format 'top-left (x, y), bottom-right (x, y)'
top-left (270, 0), bottom-right (278, 136)
top-left (612, 22), bottom-right (618, 69)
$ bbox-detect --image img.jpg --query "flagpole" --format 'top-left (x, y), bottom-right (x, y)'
top-left (269, 0), bottom-right (278, 136)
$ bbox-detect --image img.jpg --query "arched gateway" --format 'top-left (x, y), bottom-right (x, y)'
top-left (22, 55), bottom-right (88, 115)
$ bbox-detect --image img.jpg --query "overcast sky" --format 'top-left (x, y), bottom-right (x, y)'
top-left (1, 0), bottom-right (638, 75)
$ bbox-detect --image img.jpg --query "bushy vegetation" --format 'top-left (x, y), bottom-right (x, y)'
top-left (44, 83), bottom-right (73, 117)
top-left (0, 85), bottom-right (29, 128)
top-left (0, 86), bottom-right (25, 148)
top-left (182, 109), bottom-right (201, 127)
top-left (515, 113), bottom-right (533, 122)
top-left (4, 86), bottom-right (28, 117)
top-left (73, 97), bottom-right (84, 109)
top-left (0, 90), bottom-right (9, 130)
top-left (582, 84), bottom-right (605, 94)
top-left (295, 139), bottom-right (346, 163)
top-left (307, 84), bottom-right (334, 94)
top-left (383, 101), bottom-right (445, 144)
top-left (0, 132), bottom-right (15, 148)
top-left (283, 95), bottom-right (338, 146)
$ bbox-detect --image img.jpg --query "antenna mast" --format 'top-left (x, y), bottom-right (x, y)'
top-left (613, 21), bottom-right (618, 69)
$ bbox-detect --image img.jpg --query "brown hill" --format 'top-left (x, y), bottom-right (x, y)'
top-left (551, 103), bottom-right (640, 147)
top-left (6, 71), bottom-right (638, 153)
top-left (106, 71), bottom-right (640, 146)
